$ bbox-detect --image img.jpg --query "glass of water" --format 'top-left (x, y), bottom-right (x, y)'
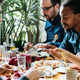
top-left (17, 55), bottom-right (26, 71)
top-left (44, 61), bottom-right (53, 80)
top-left (0, 45), bottom-right (6, 64)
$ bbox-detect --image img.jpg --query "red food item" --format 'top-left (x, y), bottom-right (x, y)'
top-left (13, 71), bottom-right (25, 79)
top-left (13, 72), bottom-right (20, 79)
top-left (7, 77), bottom-right (11, 80)
top-left (36, 56), bottom-right (40, 60)
top-left (9, 57), bottom-right (18, 66)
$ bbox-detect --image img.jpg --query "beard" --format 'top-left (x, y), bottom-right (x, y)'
top-left (44, 14), bottom-right (54, 20)
top-left (62, 23), bottom-right (72, 33)
top-left (44, 8), bottom-right (56, 21)
top-left (64, 28), bottom-right (72, 33)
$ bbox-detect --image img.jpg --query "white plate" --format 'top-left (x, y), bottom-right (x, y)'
top-left (31, 61), bottom-right (42, 67)
top-left (38, 70), bottom-right (57, 77)
top-left (59, 74), bottom-right (66, 80)
top-left (45, 60), bottom-right (61, 68)
top-left (55, 67), bottom-right (67, 73)
top-left (52, 70), bottom-right (57, 75)
top-left (32, 60), bottom-right (61, 68)
top-left (37, 52), bottom-right (49, 57)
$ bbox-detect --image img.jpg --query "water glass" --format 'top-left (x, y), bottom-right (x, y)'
top-left (29, 47), bottom-right (37, 62)
top-left (17, 55), bottom-right (26, 71)
top-left (0, 45), bottom-right (5, 64)
top-left (44, 61), bottom-right (53, 80)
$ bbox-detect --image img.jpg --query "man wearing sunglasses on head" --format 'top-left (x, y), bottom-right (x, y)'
top-left (40, 0), bottom-right (65, 47)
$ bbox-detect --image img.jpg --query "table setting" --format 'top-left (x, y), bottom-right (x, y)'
top-left (0, 44), bottom-right (80, 80)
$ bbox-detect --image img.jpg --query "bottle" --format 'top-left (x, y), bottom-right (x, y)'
top-left (10, 34), bottom-right (15, 51)
top-left (6, 34), bottom-right (10, 50)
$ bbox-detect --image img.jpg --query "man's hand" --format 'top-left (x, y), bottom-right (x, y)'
top-left (24, 42), bottom-right (33, 51)
top-left (70, 64), bottom-right (80, 73)
top-left (23, 68), bottom-right (40, 80)
top-left (0, 64), bottom-right (14, 76)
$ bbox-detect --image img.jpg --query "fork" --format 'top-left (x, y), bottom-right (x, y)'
top-left (51, 38), bottom-right (57, 43)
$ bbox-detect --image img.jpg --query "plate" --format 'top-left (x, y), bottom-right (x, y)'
top-left (55, 67), bottom-right (67, 73)
top-left (37, 52), bottom-right (49, 58)
top-left (38, 70), bottom-right (57, 77)
top-left (45, 60), bottom-right (61, 68)
top-left (32, 60), bottom-right (60, 68)
top-left (59, 74), bottom-right (66, 80)
top-left (52, 70), bottom-right (57, 75)
top-left (31, 61), bottom-right (43, 67)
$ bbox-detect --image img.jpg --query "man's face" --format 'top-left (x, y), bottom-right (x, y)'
top-left (60, 6), bottom-right (79, 32)
top-left (40, 0), bottom-right (57, 20)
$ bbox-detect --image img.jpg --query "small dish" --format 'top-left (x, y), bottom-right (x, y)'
top-left (55, 67), bottom-right (67, 73)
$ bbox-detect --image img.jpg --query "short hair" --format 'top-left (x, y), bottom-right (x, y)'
top-left (50, 0), bottom-right (61, 5)
top-left (62, 0), bottom-right (80, 14)
top-left (0, 0), bottom-right (3, 3)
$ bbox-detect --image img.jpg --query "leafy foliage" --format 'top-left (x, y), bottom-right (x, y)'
top-left (1, 0), bottom-right (45, 46)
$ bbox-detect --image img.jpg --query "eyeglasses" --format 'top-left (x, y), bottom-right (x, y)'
top-left (41, 4), bottom-right (56, 12)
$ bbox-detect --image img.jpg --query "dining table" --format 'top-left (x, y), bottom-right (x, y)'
top-left (12, 56), bottom-right (67, 80)
top-left (0, 53), bottom-right (68, 80)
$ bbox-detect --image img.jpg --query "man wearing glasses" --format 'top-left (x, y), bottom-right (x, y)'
top-left (41, 0), bottom-right (65, 47)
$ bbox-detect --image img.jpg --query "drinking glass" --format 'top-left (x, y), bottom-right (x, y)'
top-left (17, 55), bottom-right (26, 71)
top-left (0, 45), bottom-right (5, 64)
top-left (66, 69), bottom-right (78, 80)
top-left (44, 61), bottom-right (53, 80)
top-left (29, 47), bottom-right (37, 62)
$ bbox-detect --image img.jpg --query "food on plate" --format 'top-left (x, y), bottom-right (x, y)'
top-left (34, 66), bottom-right (44, 77)
top-left (34, 60), bottom-right (43, 67)
top-left (34, 61), bottom-right (60, 67)
top-left (20, 67), bottom-right (25, 72)
top-left (29, 44), bottom-right (33, 47)
top-left (44, 61), bottom-right (60, 67)
top-left (52, 62), bottom-right (60, 67)
top-left (34, 66), bottom-right (44, 71)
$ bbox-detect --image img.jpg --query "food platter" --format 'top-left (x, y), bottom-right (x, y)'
top-left (44, 60), bottom-right (61, 68)
top-left (31, 60), bottom-right (61, 68)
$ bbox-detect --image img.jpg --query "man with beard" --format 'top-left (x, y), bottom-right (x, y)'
top-left (39, 0), bottom-right (80, 72)
top-left (27, 0), bottom-right (80, 55)
top-left (24, 0), bottom-right (65, 58)
top-left (58, 0), bottom-right (80, 55)
top-left (40, 0), bottom-right (65, 47)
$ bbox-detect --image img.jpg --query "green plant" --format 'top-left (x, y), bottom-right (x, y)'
top-left (1, 0), bottom-right (45, 45)
top-left (15, 39), bottom-right (26, 51)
